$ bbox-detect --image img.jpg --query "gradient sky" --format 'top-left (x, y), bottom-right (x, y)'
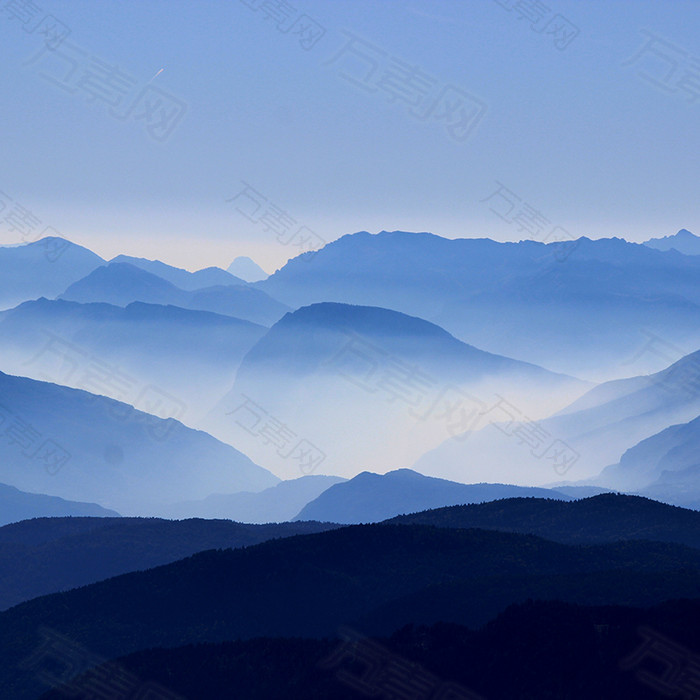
top-left (1, 0), bottom-right (698, 272)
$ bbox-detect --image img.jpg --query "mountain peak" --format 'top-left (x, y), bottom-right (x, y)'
top-left (110, 255), bottom-right (246, 289)
top-left (227, 256), bottom-right (268, 283)
top-left (643, 229), bottom-right (700, 256)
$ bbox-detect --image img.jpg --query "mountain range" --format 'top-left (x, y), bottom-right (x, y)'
top-left (0, 238), bottom-right (103, 311)
top-left (159, 474), bottom-right (346, 521)
top-left (60, 262), bottom-right (289, 326)
top-left (601, 414), bottom-right (700, 506)
top-left (110, 254), bottom-right (247, 289)
top-left (2, 232), bottom-right (699, 506)
top-left (0, 516), bottom-right (340, 611)
top-left (415, 347), bottom-right (700, 491)
top-left (644, 228), bottom-right (700, 256)
top-left (3, 512), bottom-right (700, 698)
top-left (205, 301), bottom-right (587, 478)
top-left (0, 483), bottom-right (118, 527)
top-left (0, 298), bottom-right (267, 421)
top-left (390, 492), bottom-right (700, 548)
top-left (0, 369), bottom-right (278, 514)
top-left (294, 468), bottom-right (571, 523)
top-left (256, 230), bottom-right (700, 380)
top-left (2, 229), bottom-right (700, 700)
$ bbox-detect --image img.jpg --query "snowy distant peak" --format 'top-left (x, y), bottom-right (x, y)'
top-left (227, 256), bottom-right (268, 282)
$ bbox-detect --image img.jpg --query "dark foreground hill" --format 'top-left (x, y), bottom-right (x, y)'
top-left (388, 493), bottom-right (700, 549)
top-left (3, 524), bottom-right (700, 697)
top-left (38, 598), bottom-right (700, 700)
top-left (0, 517), bottom-right (341, 610)
top-left (5, 492), bottom-right (699, 614)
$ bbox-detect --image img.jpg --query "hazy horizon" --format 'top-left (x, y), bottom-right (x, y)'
top-left (2, 0), bottom-right (700, 271)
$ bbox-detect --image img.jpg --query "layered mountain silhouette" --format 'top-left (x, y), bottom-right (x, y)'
top-left (110, 254), bottom-right (247, 289)
top-left (294, 468), bottom-right (570, 523)
top-left (256, 231), bottom-right (700, 379)
top-left (0, 516), bottom-right (340, 610)
top-left (2, 228), bottom-right (700, 700)
top-left (204, 302), bottom-right (586, 478)
top-left (644, 228), bottom-right (700, 256)
top-left (0, 483), bottom-right (118, 527)
top-left (415, 348), bottom-right (700, 488)
top-left (0, 237), bottom-right (103, 311)
top-left (0, 370), bottom-right (278, 514)
top-left (51, 600), bottom-right (700, 700)
top-left (0, 298), bottom-right (267, 420)
top-left (60, 262), bottom-right (290, 326)
top-left (2, 522), bottom-right (700, 698)
top-left (600, 415), bottom-right (700, 506)
top-left (159, 474), bottom-right (346, 521)
top-left (389, 493), bottom-right (700, 548)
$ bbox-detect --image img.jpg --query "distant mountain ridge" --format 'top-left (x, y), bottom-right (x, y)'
top-left (600, 414), bottom-right (700, 506)
top-left (0, 237), bottom-right (104, 311)
top-left (159, 475), bottom-right (346, 522)
top-left (294, 469), bottom-right (571, 523)
top-left (255, 230), bottom-right (700, 379)
top-left (0, 369), bottom-right (278, 514)
top-left (205, 302), bottom-right (586, 478)
top-left (644, 228), bottom-right (700, 256)
top-left (110, 254), bottom-right (247, 289)
top-left (60, 262), bottom-right (290, 326)
top-left (0, 483), bottom-right (118, 526)
top-left (0, 297), bottom-right (267, 420)
top-left (415, 347), bottom-right (700, 487)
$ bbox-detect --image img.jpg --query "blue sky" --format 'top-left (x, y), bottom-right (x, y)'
top-left (1, 0), bottom-right (698, 272)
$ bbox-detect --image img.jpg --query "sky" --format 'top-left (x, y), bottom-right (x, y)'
top-left (1, 0), bottom-right (698, 273)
